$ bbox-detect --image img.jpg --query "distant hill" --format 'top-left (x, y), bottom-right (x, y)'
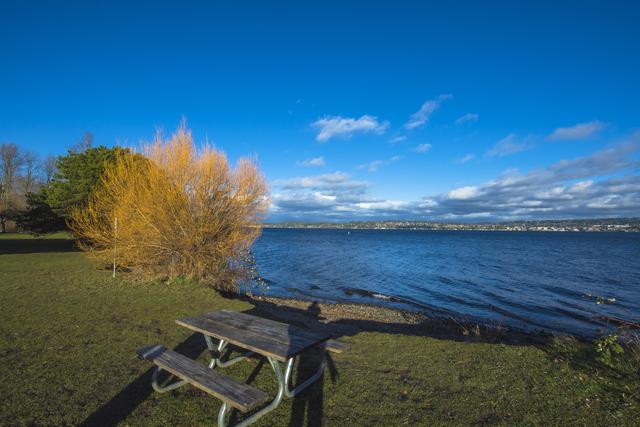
top-left (264, 218), bottom-right (640, 232)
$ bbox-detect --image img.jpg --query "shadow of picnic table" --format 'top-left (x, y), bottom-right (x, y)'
top-left (79, 295), bottom-right (552, 426)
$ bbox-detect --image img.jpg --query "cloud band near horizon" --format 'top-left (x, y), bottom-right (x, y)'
top-left (269, 139), bottom-right (640, 222)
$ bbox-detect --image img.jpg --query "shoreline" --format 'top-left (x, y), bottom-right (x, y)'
top-left (224, 292), bottom-right (560, 345)
top-left (234, 294), bottom-right (640, 345)
top-left (264, 226), bottom-right (640, 233)
top-left (262, 218), bottom-right (640, 233)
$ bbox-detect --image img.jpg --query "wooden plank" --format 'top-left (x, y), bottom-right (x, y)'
top-left (176, 315), bottom-right (293, 361)
top-left (137, 344), bottom-right (268, 412)
top-left (210, 310), bottom-right (290, 330)
top-left (192, 310), bottom-right (331, 357)
top-left (176, 310), bottom-right (331, 362)
top-left (206, 310), bottom-right (330, 350)
top-left (137, 343), bottom-right (166, 359)
top-left (325, 340), bottom-right (345, 354)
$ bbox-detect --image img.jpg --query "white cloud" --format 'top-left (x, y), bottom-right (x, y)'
top-left (388, 136), bottom-right (407, 144)
top-left (275, 171), bottom-right (367, 191)
top-left (486, 133), bottom-right (533, 157)
top-left (298, 156), bottom-right (325, 167)
top-left (447, 186), bottom-right (480, 200)
top-left (357, 155), bottom-right (402, 172)
top-left (434, 142), bottom-right (640, 219)
top-left (456, 153), bottom-right (476, 164)
top-left (269, 137), bottom-right (640, 222)
top-left (570, 180), bottom-right (593, 192)
top-left (548, 121), bottom-right (607, 141)
top-left (355, 200), bottom-right (405, 210)
top-left (312, 115), bottom-right (389, 142)
top-left (404, 94), bottom-right (452, 130)
top-left (270, 171), bottom-right (374, 217)
top-left (455, 113), bottom-right (479, 125)
top-left (415, 143), bottom-right (432, 153)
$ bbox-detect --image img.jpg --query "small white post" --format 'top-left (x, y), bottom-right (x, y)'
top-left (113, 217), bottom-right (118, 279)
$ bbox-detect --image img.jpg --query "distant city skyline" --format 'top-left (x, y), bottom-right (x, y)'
top-left (2, 1), bottom-right (639, 221)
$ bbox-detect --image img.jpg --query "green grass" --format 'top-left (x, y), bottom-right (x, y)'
top-left (1, 234), bottom-right (638, 426)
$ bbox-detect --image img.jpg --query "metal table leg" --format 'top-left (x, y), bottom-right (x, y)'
top-left (205, 335), bottom-right (327, 426)
top-left (283, 355), bottom-right (325, 398)
top-left (217, 356), bottom-right (286, 427)
top-left (151, 366), bottom-right (188, 392)
top-left (205, 336), bottom-right (255, 369)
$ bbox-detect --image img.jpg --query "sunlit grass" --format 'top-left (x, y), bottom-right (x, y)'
top-left (1, 235), bottom-right (638, 426)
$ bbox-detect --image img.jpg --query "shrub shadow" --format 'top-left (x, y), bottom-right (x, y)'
top-left (0, 238), bottom-right (78, 254)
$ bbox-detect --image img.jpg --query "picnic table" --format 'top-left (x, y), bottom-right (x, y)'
top-left (137, 310), bottom-right (344, 427)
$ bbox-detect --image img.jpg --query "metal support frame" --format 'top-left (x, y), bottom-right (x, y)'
top-left (149, 334), bottom-right (326, 427)
top-left (151, 366), bottom-right (188, 393)
top-left (205, 336), bottom-right (255, 369)
top-left (217, 357), bottom-right (286, 427)
top-left (283, 356), bottom-right (325, 398)
top-left (216, 353), bottom-right (325, 426)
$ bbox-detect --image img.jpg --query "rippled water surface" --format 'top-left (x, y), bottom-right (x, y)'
top-left (253, 228), bottom-right (640, 336)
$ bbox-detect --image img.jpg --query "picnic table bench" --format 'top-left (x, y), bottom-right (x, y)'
top-left (137, 310), bottom-right (344, 427)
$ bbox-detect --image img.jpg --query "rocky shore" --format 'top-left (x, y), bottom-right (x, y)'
top-left (238, 294), bottom-right (553, 345)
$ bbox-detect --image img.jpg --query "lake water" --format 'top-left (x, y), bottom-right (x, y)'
top-left (252, 228), bottom-right (640, 337)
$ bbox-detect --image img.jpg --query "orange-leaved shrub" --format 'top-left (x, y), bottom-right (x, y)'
top-left (69, 125), bottom-right (269, 290)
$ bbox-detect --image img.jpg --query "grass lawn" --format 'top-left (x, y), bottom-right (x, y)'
top-left (1, 233), bottom-right (638, 426)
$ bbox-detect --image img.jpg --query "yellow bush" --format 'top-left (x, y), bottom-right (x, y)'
top-left (69, 125), bottom-right (268, 290)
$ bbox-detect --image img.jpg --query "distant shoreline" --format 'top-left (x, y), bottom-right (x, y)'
top-left (263, 218), bottom-right (640, 233)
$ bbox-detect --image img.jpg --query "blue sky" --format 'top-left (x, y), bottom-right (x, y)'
top-left (1, 1), bottom-right (639, 221)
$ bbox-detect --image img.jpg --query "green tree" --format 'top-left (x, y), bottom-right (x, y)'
top-left (45, 146), bottom-right (130, 217)
top-left (17, 192), bottom-right (67, 235)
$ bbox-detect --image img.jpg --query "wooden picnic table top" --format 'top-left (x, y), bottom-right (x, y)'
top-left (176, 310), bottom-right (332, 362)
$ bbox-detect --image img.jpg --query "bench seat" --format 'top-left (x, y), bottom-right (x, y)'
top-left (137, 344), bottom-right (268, 412)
